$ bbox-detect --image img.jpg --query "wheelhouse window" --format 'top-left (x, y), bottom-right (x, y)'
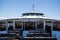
top-left (24, 22), bottom-right (36, 30)
top-left (53, 22), bottom-right (60, 31)
top-left (0, 21), bottom-right (6, 31)
top-left (15, 21), bottom-right (22, 29)
top-left (37, 21), bottom-right (44, 29)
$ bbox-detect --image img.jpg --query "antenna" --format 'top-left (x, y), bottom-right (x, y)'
top-left (33, 4), bottom-right (34, 11)
top-left (32, 4), bottom-right (35, 13)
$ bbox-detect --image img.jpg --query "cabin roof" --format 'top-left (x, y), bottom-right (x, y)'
top-left (0, 15), bottom-right (60, 21)
top-left (22, 13), bottom-right (44, 16)
top-left (0, 13), bottom-right (60, 21)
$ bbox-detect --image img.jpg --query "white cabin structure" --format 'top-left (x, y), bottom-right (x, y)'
top-left (0, 12), bottom-right (60, 40)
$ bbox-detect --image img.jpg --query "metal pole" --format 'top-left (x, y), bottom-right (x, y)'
top-left (36, 21), bottom-right (37, 30)
top-left (51, 20), bottom-right (53, 31)
top-left (43, 20), bottom-right (45, 30)
top-left (22, 21), bottom-right (23, 30)
top-left (6, 20), bottom-right (8, 33)
top-left (13, 20), bottom-right (15, 30)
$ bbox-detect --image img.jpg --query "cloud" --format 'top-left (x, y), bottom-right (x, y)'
top-left (0, 17), bottom-right (7, 20)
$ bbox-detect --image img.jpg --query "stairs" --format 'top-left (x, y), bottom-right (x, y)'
top-left (0, 29), bottom-right (57, 40)
top-left (22, 30), bottom-right (57, 40)
top-left (0, 30), bottom-right (22, 40)
top-left (8, 30), bottom-right (22, 40)
top-left (23, 37), bottom-right (57, 40)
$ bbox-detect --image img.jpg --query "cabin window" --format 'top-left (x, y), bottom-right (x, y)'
top-left (37, 21), bottom-right (43, 29)
top-left (24, 22), bottom-right (36, 30)
top-left (45, 21), bottom-right (52, 27)
top-left (8, 21), bottom-right (13, 31)
top-left (45, 21), bottom-right (51, 33)
top-left (53, 22), bottom-right (60, 31)
top-left (0, 21), bottom-right (6, 31)
top-left (15, 21), bottom-right (22, 29)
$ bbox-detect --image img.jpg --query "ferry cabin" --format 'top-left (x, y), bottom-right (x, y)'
top-left (0, 13), bottom-right (60, 40)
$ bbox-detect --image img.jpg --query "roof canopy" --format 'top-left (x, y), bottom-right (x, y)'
top-left (22, 13), bottom-right (44, 16)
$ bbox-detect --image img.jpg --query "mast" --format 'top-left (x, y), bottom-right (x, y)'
top-left (32, 4), bottom-right (35, 13)
top-left (33, 4), bottom-right (35, 12)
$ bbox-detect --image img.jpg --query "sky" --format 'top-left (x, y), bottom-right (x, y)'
top-left (0, 0), bottom-right (60, 19)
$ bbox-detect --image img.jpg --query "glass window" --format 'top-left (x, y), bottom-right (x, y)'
top-left (45, 21), bottom-right (51, 33)
top-left (0, 21), bottom-right (6, 31)
top-left (37, 21), bottom-right (43, 29)
top-left (24, 22), bottom-right (36, 30)
top-left (15, 21), bottom-right (22, 29)
top-left (53, 22), bottom-right (60, 31)
top-left (45, 21), bottom-right (51, 27)
top-left (8, 21), bottom-right (13, 31)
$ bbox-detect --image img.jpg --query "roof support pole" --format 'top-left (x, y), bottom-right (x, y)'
top-left (23, 21), bottom-right (24, 30)
top-left (13, 21), bottom-right (15, 30)
top-left (51, 20), bottom-right (53, 32)
top-left (36, 21), bottom-right (37, 30)
top-left (43, 20), bottom-right (46, 30)
top-left (22, 21), bottom-right (23, 30)
top-left (6, 20), bottom-right (8, 33)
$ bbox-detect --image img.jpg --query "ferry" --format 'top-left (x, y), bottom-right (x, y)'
top-left (0, 6), bottom-right (60, 40)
